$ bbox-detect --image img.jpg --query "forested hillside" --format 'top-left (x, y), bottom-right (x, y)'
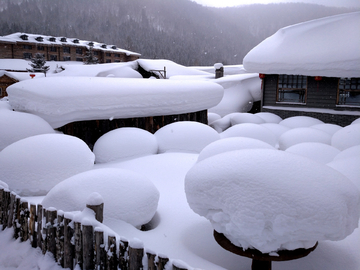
top-left (0, 0), bottom-right (357, 65)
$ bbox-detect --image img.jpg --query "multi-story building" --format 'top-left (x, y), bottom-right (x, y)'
top-left (0, 32), bottom-right (140, 63)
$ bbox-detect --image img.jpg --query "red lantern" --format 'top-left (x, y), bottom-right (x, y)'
top-left (259, 73), bottom-right (265, 79)
top-left (314, 76), bottom-right (322, 81)
top-left (30, 74), bottom-right (36, 79)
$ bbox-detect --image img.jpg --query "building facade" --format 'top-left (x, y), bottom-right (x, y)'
top-left (0, 32), bottom-right (140, 63)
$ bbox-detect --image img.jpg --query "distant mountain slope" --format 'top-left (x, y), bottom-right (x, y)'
top-left (0, 0), bottom-right (357, 65)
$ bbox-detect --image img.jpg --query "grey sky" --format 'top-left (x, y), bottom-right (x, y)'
top-left (191, 0), bottom-right (360, 8)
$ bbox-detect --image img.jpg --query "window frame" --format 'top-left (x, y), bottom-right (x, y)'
top-left (76, 48), bottom-right (83, 55)
top-left (276, 74), bottom-right (307, 104)
top-left (23, 52), bottom-right (32, 59)
top-left (50, 47), bottom-right (57, 52)
top-left (337, 77), bottom-right (360, 107)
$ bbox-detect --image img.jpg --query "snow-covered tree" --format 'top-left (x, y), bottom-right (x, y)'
top-left (83, 45), bottom-right (99, 65)
top-left (27, 53), bottom-right (50, 76)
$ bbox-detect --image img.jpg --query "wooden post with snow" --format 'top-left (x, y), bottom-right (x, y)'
top-left (215, 63), bottom-right (224, 79)
top-left (7, 193), bottom-right (15, 229)
top-left (128, 239), bottom-right (144, 270)
top-left (36, 204), bottom-right (43, 251)
top-left (146, 252), bottom-right (156, 270)
top-left (63, 215), bottom-right (74, 270)
top-left (46, 208), bottom-right (57, 256)
top-left (0, 188), bottom-right (4, 226)
top-left (86, 192), bottom-right (104, 223)
top-left (56, 212), bottom-right (65, 267)
top-left (107, 235), bottom-right (117, 270)
top-left (157, 255), bottom-right (170, 270)
top-left (20, 200), bottom-right (29, 242)
top-left (29, 204), bottom-right (37, 247)
top-left (82, 221), bottom-right (94, 270)
top-left (74, 221), bottom-right (82, 268)
top-left (119, 238), bottom-right (129, 270)
top-left (95, 228), bottom-right (106, 270)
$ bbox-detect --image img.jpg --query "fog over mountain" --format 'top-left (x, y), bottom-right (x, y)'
top-left (0, 0), bottom-right (358, 66)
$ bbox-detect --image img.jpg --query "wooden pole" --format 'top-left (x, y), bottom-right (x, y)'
top-left (82, 223), bottom-right (94, 270)
top-left (86, 202), bottom-right (104, 223)
top-left (46, 208), bottom-right (57, 256)
top-left (13, 197), bottom-right (21, 239)
top-left (74, 221), bottom-right (82, 268)
top-left (107, 235), bottom-right (117, 270)
top-left (146, 252), bottom-right (156, 270)
top-left (29, 204), bottom-right (37, 247)
top-left (119, 239), bottom-right (129, 270)
top-left (36, 204), bottom-right (43, 251)
top-left (95, 229), bottom-right (106, 270)
top-left (20, 201), bottom-right (29, 242)
top-left (7, 193), bottom-right (15, 229)
top-left (64, 217), bottom-right (74, 270)
top-left (56, 213), bottom-right (64, 267)
top-left (129, 246), bottom-right (143, 270)
top-left (157, 255), bottom-right (169, 270)
top-left (0, 188), bottom-right (4, 226)
top-left (1, 190), bottom-right (11, 229)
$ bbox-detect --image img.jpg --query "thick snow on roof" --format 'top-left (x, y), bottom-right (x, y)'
top-left (0, 32), bottom-right (140, 56)
top-left (7, 77), bottom-right (224, 128)
top-left (243, 12), bottom-right (360, 77)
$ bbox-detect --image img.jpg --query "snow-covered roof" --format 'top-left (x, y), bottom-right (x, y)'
top-left (0, 32), bottom-right (141, 57)
top-left (243, 12), bottom-right (360, 78)
top-left (7, 77), bottom-right (224, 128)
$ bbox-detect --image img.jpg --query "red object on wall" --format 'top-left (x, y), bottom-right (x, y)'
top-left (259, 73), bottom-right (266, 79)
top-left (314, 76), bottom-right (322, 81)
top-left (30, 74), bottom-right (36, 79)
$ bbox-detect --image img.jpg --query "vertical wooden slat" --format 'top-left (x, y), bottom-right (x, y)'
top-left (74, 221), bottom-right (82, 268)
top-left (1, 190), bottom-right (10, 230)
top-left (13, 197), bottom-right (21, 239)
top-left (0, 188), bottom-right (4, 226)
top-left (64, 217), bottom-right (74, 270)
top-left (82, 223), bottom-right (94, 270)
top-left (147, 252), bottom-right (156, 270)
top-left (119, 239), bottom-right (129, 270)
top-left (157, 255), bottom-right (170, 270)
top-left (29, 204), bottom-right (37, 247)
top-left (46, 208), bottom-right (57, 256)
top-left (36, 204), bottom-right (43, 250)
top-left (56, 213), bottom-right (64, 267)
top-left (20, 201), bottom-right (29, 242)
top-left (95, 229), bottom-right (106, 270)
top-left (129, 246), bottom-right (144, 270)
top-left (107, 235), bottom-right (117, 270)
top-left (7, 193), bottom-right (15, 229)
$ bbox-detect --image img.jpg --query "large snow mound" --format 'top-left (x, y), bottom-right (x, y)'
top-left (310, 123), bottom-right (342, 136)
top-left (243, 12), bottom-right (360, 77)
top-left (7, 77), bottom-right (224, 128)
top-left (93, 127), bottom-right (158, 163)
top-left (279, 116), bottom-right (324, 128)
top-left (255, 112), bottom-right (282, 123)
top-left (279, 127), bottom-right (331, 150)
top-left (331, 124), bottom-right (360, 151)
top-left (42, 168), bottom-right (160, 227)
top-left (285, 142), bottom-right (340, 163)
top-left (334, 145), bottom-right (360, 161)
top-left (155, 121), bottom-right (220, 153)
top-left (220, 123), bottom-right (277, 147)
top-left (327, 157), bottom-right (360, 191)
top-left (185, 149), bottom-right (360, 253)
top-left (0, 110), bottom-right (55, 151)
top-left (0, 134), bottom-right (95, 196)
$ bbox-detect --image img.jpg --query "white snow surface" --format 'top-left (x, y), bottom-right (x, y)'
top-left (279, 116), bottom-right (324, 128)
top-left (0, 134), bottom-right (95, 196)
top-left (93, 127), bottom-right (158, 163)
top-left (154, 121), bottom-right (220, 153)
top-left (7, 77), bottom-right (223, 128)
top-left (334, 145), bottom-right (360, 161)
top-left (310, 123), bottom-right (343, 136)
top-left (42, 168), bottom-right (159, 227)
top-left (0, 109), bottom-right (55, 151)
top-left (327, 157), bottom-right (360, 191)
top-left (331, 124), bottom-right (360, 151)
top-left (243, 12), bottom-right (360, 77)
top-left (285, 142), bottom-right (340, 164)
top-left (185, 149), bottom-right (360, 253)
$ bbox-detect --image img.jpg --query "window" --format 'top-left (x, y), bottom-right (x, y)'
top-left (93, 51), bottom-right (98, 55)
top-left (50, 47), bottom-right (57, 52)
top-left (73, 39), bottom-right (79, 44)
top-left (277, 75), bottom-right (307, 103)
top-left (35, 36), bottom-right (44, 42)
top-left (50, 55), bottom-right (57, 61)
top-left (114, 53), bottom-right (120, 57)
top-left (338, 78), bottom-right (360, 106)
top-left (23, 45), bottom-right (32, 50)
top-left (60, 37), bottom-right (67, 42)
top-left (49, 37), bottom-right (56, 42)
top-left (106, 59), bottom-right (111, 63)
top-left (63, 46), bottom-right (70, 53)
top-left (37, 46), bottom-right (44, 51)
top-left (63, 56), bottom-right (71, 61)
top-left (0, 88), bottom-right (2, 96)
top-left (76, 58), bottom-right (83, 62)
top-left (106, 53), bottom-right (111, 57)
top-left (76, 48), bottom-right (83, 54)
top-left (23, 52), bottom-right (32, 59)
top-left (20, 34), bottom-right (28, 40)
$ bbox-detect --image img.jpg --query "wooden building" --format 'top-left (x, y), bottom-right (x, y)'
top-left (0, 72), bottom-right (18, 98)
top-left (0, 32), bottom-right (140, 63)
top-left (243, 12), bottom-right (360, 126)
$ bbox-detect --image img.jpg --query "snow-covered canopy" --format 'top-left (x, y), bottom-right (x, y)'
top-left (7, 77), bottom-right (224, 128)
top-left (243, 12), bottom-right (360, 78)
top-left (185, 149), bottom-right (360, 253)
top-left (0, 32), bottom-right (140, 57)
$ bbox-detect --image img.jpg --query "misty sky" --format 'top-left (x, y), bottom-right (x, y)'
top-left (191, 0), bottom-right (360, 8)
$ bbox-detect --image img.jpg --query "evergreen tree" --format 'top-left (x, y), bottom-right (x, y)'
top-left (27, 53), bottom-right (50, 76)
top-left (83, 45), bottom-right (99, 65)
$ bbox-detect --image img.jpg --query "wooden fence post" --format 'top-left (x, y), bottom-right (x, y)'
top-left (37, 204), bottom-right (43, 250)
top-left (157, 255), bottom-right (170, 270)
top-left (0, 188), bottom-right (4, 226)
top-left (146, 252), bottom-right (156, 270)
top-left (129, 239), bottom-right (144, 270)
top-left (7, 193), bottom-right (15, 229)
top-left (13, 196), bottom-right (21, 239)
top-left (20, 200), bottom-right (29, 242)
top-left (86, 199), bottom-right (104, 223)
top-left (29, 204), bottom-right (37, 247)
top-left (119, 238), bottom-right (129, 270)
top-left (56, 212), bottom-right (64, 267)
top-left (172, 260), bottom-right (189, 270)
top-left (107, 235), bottom-right (117, 270)
top-left (46, 208), bottom-right (57, 256)
top-left (64, 216), bottom-right (74, 270)
top-left (82, 222), bottom-right (94, 270)
top-left (95, 228), bottom-right (106, 270)
top-left (2, 190), bottom-right (10, 230)
top-left (74, 221), bottom-right (82, 268)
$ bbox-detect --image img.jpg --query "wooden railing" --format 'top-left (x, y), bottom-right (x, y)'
top-left (0, 188), bottom-right (192, 270)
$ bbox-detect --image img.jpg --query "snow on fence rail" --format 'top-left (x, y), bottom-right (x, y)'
top-left (0, 188), bottom-right (191, 270)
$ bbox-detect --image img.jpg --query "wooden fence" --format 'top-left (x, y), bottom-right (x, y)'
top-left (0, 188), bottom-right (191, 270)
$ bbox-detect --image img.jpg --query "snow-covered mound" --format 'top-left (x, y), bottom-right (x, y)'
top-left (197, 137), bottom-right (275, 162)
top-left (352, 118), bottom-right (360, 124)
top-left (0, 110), bottom-right (55, 151)
top-left (310, 123), bottom-right (342, 136)
top-left (243, 12), bottom-right (360, 77)
top-left (255, 112), bottom-right (282, 123)
top-left (7, 77), bottom-right (224, 128)
top-left (0, 134), bottom-right (94, 196)
top-left (155, 121), bottom-right (220, 153)
top-left (331, 124), bottom-right (360, 151)
top-left (327, 156), bottom-right (360, 191)
top-left (279, 116), bottom-right (324, 128)
top-left (93, 127), bottom-right (158, 163)
top-left (208, 74), bottom-right (261, 117)
top-left (278, 127), bottom-right (331, 150)
top-left (0, 180), bottom-right (8, 190)
top-left (220, 123), bottom-right (277, 147)
top-left (185, 149), bottom-right (360, 254)
top-left (230, 113), bottom-right (265, 125)
top-left (207, 112), bottom-right (221, 125)
top-left (285, 142), bottom-right (340, 163)
top-left (42, 168), bottom-right (160, 227)
top-left (260, 123), bottom-right (290, 145)
top-left (333, 145), bottom-right (360, 161)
